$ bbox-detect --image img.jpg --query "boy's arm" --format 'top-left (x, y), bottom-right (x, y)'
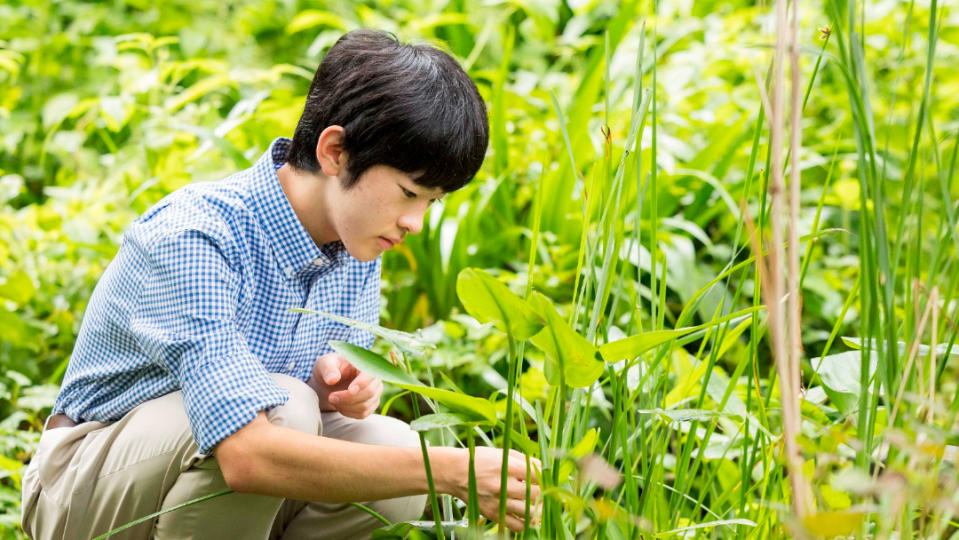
top-left (215, 413), bottom-right (539, 532)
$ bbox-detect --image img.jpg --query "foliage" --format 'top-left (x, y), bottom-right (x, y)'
top-left (2, 0), bottom-right (959, 538)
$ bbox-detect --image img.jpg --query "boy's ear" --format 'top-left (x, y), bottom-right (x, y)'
top-left (315, 125), bottom-right (346, 178)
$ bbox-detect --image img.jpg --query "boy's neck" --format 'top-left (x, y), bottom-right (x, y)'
top-left (276, 163), bottom-right (338, 248)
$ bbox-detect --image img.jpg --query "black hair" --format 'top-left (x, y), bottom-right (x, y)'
top-left (286, 29), bottom-right (489, 192)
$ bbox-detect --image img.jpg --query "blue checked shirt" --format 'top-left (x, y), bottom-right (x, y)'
top-left (52, 137), bottom-right (381, 454)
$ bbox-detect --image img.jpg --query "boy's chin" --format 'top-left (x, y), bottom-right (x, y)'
top-left (343, 241), bottom-right (380, 262)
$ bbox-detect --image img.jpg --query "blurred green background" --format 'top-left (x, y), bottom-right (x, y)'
top-left (1, 0), bottom-right (957, 537)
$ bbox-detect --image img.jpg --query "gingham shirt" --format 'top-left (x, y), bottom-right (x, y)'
top-left (52, 137), bottom-right (381, 454)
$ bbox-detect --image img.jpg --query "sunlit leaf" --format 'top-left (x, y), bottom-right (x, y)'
top-left (329, 341), bottom-right (422, 387)
top-left (802, 510), bottom-right (866, 537)
top-left (568, 428), bottom-right (599, 458)
top-left (810, 350), bottom-right (875, 414)
top-left (285, 10), bottom-right (348, 34)
top-left (0, 270), bottom-right (35, 306)
top-left (394, 383), bottom-right (496, 424)
top-left (600, 307), bottom-right (764, 362)
top-left (455, 268), bottom-right (543, 340)
top-left (599, 328), bottom-right (688, 363)
top-left (409, 413), bottom-right (471, 432)
top-left (528, 292), bottom-right (603, 388)
top-left (295, 308), bottom-right (433, 356)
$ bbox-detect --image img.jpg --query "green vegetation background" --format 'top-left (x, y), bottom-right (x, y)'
top-left (1, 0), bottom-right (957, 538)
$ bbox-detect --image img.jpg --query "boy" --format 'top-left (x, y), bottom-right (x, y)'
top-left (21, 29), bottom-right (538, 539)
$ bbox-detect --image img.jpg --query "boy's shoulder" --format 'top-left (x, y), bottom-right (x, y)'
top-left (125, 169), bottom-right (261, 259)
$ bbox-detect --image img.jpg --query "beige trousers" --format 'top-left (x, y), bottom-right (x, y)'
top-left (21, 374), bottom-right (427, 540)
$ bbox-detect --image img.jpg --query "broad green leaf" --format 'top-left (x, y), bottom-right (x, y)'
top-left (165, 74), bottom-right (234, 112)
top-left (294, 308), bottom-right (433, 356)
top-left (99, 96), bottom-right (130, 131)
top-left (0, 453), bottom-right (23, 473)
top-left (409, 13), bottom-right (475, 34)
top-left (810, 350), bottom-right (875, 414)
top-left (329, 341), bottom-right (422, 388)
top-left (802, 511), bottom-right (866, 537)
top-left (409, 413), bottom-right (471, 432)
top-left (455, 268), bottom-right (543, 340)
top-left (568, 428), bottom-right (599, 459)
top-left (599, 328), bottom-right (689, 362)
top-left (842, 336), bottom-right (959, 357)
top-left (285, 10), bottom-right (347, 34)
top-left (821, 485), bottom-right (851, 510)
top-left (394, 383), bottom-right (496, 424)
top-left (0, 271), bottom-right (35, 306)
top-left (42, 93), bottom-right (78, 130)
top-left (509, 429), bottom-right (539, 457)
top-left (599, 306), bottom-right (764, 362)
top-left (528, 292), bottom-right (603, 388)
top-left (638, 408), bottom-right (728, 423)
top-left (331, 342), bottom-right (494, 423)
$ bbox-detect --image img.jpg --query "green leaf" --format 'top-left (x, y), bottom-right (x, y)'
top-left (802, 511), bottom-right (866, 537)
top-left (0, 454), bottom-right (23, 473)
top-left (329, 341), bottom-right (422, 388)
top-left (42, 93), bottom-right (78, 130)
top-left (842, 336), bottom-right (959, 358)
top-left (821, 485), bottom-right (851, 510)
top-left (394, 383), bottom-right (497, 424)
top-left (330, 342), bottom-right (495, 424)
top-left (509, 428), bottom-right (539, 457)
top-left (0, 270), bottom-right (35, 306)
top-left (654, 518), bottom-right (757, 537)
top-left (599, 306), bottom-right (764, 362)
top-left (568, 428), bottom-right (599, 459)
top-left (455, 268), bottom-right (543, 340)
top-left (409, 413), bottom-right (471, 432)
top-left (285, 10), bottom-right (347, 34)
top-left (810, 350), bottom-right (875, 414)
top-left (599, 328), bottom-right (688, 362)
top-left (294, 308), bottom-right (433, 356)
top-left (165, 74), bottom-right (234, 112)
top-left (528, 292), bottom-right (603, 388)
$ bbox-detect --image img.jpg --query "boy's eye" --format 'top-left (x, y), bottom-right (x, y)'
top-left (401, 187), bottom-right (417, 199)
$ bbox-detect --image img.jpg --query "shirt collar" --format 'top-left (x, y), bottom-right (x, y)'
top-left (249, 137), bottom-right (353, 280)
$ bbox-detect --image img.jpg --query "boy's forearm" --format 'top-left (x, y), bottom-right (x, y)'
top-left (215, 413), bottom-right (464, 502)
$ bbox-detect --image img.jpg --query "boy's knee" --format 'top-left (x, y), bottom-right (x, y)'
top-left (358, 415), bottom-right (421, 448)
top-left (369, 493), bottom-right (428, 525)
top-left (266, 374), bottom-right (322, 435)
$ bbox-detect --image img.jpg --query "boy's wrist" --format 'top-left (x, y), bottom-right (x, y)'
top-left (426, 447), bottom-right (466, 499)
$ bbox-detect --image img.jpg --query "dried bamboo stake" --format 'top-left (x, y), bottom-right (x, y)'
top-left (787, 0), bottom-right (808, 506)
top-left (776, 0), bottom-right (810, 519)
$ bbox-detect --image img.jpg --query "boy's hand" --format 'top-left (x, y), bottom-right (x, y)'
top-left (442, 447), bottom-right (542, 532)
top-left (310, 352), bottom-right (383, 419)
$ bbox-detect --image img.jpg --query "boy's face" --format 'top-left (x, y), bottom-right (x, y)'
top-left (323, 164), bottom-right (445, 262)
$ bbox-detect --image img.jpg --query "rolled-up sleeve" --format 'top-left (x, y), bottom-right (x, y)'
top-left (130, 229), bottom-right (289, 454)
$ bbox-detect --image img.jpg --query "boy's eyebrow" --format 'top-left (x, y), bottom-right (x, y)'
top-left (400, 177), bottom-right (446, 199)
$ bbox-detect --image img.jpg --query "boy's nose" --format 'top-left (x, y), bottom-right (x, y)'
top-left (398, 208), bottom-right (426, 236)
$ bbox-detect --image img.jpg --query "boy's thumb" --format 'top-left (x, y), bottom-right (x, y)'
top-left (320, 356), bottom-right (341, 384)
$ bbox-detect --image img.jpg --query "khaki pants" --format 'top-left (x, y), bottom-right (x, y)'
top-left (21, 374), bottom-right (427, 540)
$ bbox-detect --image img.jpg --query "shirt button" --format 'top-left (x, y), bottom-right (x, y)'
top-left (286, 360), bottom-right (295, 371)
top-left (284, 266), bottom-right (294, 278)
top-left (312, 257), bottom-right (324, 266)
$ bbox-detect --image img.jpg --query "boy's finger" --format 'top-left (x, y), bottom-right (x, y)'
top-left (316, 355), bottom-right (341, 384)
top-left (348, 372), bottom-right (376, 394)
top-left (337, 357), bottom-right (358, 379)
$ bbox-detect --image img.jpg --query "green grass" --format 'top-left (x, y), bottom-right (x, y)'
top-left (2, 0), bottom-right (958, 538)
